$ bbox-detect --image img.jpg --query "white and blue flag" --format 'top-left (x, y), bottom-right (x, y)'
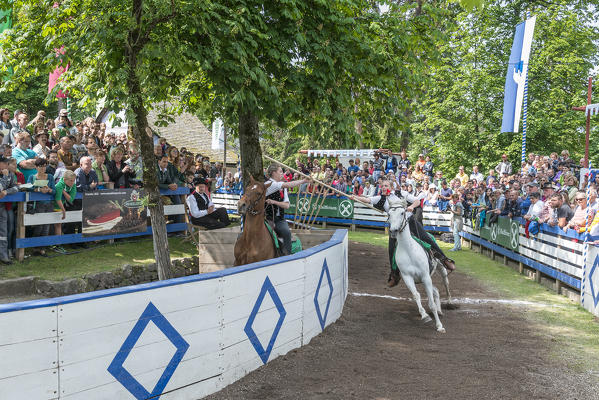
top-left (501, 15), bottom-right (536, 133)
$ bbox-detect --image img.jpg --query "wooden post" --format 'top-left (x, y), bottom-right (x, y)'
top-left (351, 224), bottom-right (356, 232)
top-left (536, 270), bottom-right (542, 283)
top-left (518, 262), bottom-right (524, 274)
top-left (503, 255), bottom-right (507, 265)
top-left (16, 201), bottom-right (25, 262)
top-left (322, 220), bottom-right (327, 229)
top-left (384, 226), bottom-right (389, 235)
top-left (555, 279), bottom-right (562, 294)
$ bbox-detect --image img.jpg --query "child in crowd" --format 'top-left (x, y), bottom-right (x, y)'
top-left (54, 170), bottom-right (77, 236)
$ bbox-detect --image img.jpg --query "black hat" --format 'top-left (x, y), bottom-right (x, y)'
top-left (541, 182), bottom-right (555, 190)
top-left (193, 177), bottom-right (207, 186)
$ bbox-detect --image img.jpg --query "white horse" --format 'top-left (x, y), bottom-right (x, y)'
top-left (387, 198), bottom-right (449, 333)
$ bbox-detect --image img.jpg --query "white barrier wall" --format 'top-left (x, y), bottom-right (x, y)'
top-left (583, 245), bottom-right (599, 317)
top-left (0, 230), bottom-right (348, 400)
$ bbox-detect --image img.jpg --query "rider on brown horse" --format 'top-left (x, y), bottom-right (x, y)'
top-left (234, 168), bottom-right (306, 266)
top-left (264, 164), bottom-right (308, 255)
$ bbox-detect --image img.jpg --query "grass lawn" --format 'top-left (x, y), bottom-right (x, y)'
top-left (0, 237), bottom-right (197, 281)
top-left (348, 230), bottom-right (599, 372)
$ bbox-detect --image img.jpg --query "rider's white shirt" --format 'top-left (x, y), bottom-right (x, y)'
top-left (367, 191), bottom-right (416, 218)
top-left (265, 179), bottom-right (289, 202)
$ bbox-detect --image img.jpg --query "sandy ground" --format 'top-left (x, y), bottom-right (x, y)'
top-left (207, 241), bottom-right (599, 400)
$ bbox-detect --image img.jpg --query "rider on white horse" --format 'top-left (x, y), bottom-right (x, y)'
top-left (353, 179), bottom-right (456, 287)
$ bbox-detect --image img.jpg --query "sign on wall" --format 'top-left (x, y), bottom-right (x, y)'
top-left (82, 189), bottom-right (147, 236)
top-left (288, 194), bottom-right (354, 219)
top-left (479, 215), bottom-right (519, 252)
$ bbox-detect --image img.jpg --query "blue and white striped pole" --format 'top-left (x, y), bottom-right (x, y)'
top-left (582, 164), bottom-right (593, 307)
top-left (521, 10), bottom-right (530, 165)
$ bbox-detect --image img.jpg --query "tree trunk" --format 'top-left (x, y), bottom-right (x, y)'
top-left (354, 103), bottom-right (363, 148)
top-left (238, 109), bottom-right (264, 184)
top-left (125, 9), bottom-right (173, 280)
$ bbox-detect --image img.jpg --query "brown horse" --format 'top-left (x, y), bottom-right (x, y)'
top-left (234, 176), bottom-right (277, 266)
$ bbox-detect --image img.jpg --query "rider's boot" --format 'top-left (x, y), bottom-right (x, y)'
top-left (442, 257), bottom-right (456, 272)
top-left (387, 271), bottom-right (401, 287)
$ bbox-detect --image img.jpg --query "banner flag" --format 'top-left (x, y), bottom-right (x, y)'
top-left (211, 118), bottom-right (225, 150)
top-left (501, 15), bottom-right (536, 133)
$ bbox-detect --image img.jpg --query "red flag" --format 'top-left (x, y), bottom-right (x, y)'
top-left (48, 46), bottom-right (69, 98)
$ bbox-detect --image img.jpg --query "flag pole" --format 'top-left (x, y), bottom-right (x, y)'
top-left (521, 10), bottom-right (530, 165)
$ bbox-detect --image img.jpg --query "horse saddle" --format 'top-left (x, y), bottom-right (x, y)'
top-left (264, 220), bottom-right (302, 256)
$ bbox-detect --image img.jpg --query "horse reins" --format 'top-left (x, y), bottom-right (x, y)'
top-left (244, 191), bottom-right (265, 216)
top-left (388, 205), bottom-right (409, 233)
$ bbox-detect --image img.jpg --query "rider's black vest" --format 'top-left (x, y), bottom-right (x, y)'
top-left (374, 191), bottom-right (403, 211)
top-left (374, 194), bottom-right (387, 211)
top-left (192, 191), bottom-right (209, 212)
top-left (265, 189), bottom-right (284, 222)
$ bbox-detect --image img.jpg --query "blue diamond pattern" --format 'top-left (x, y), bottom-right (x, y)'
top-left (314, 259), bottom-right (334, 331)
top-left (244, 276), bottom-right (287, 364)
top-left (589, 255), bottom-right (599, 307)
top-left (107, 302), bottom-right (190, 400)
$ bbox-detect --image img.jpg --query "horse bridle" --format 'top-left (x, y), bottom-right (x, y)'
top-left (244, 190), bottom-right (265, 216)
top-left (388, 205), bottom-right (409, 233)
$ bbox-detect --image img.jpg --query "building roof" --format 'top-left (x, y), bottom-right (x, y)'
top-left (146, 109), bottom-right (238, 163)
top-left (98, 108), bottom-right (239, 163)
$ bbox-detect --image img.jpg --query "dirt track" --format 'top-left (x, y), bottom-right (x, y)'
top-left (207, 241), bottom-right (598, 400)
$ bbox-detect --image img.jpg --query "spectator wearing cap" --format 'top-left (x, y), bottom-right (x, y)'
top-left (12, 132), bottom-right (38, 183)
top-left (33, 129), bottom-right (51, 159)
top-left (425, 184), bottom-right (439, 206)
top-left (383, 149), bottom-right (399, 174)
top-left (186, 177), bottom-right (230, 229)
top-left (496, 154), bottom-right (512, 176)
top-left (55, 109), bottom-right (76, 135)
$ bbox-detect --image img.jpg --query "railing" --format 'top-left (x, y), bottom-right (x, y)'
top-left (211, 193), bottom-right (451, 232)
top-left (212, 192), bottom-right (594, 293)
top-left (4, 187), bottom-right (190, 261)
top-left (461, 215), bottom-right (595, 291)
top-left (9, 188), bottom-right (593, 296)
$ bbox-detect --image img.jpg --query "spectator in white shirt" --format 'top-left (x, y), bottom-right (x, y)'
top-left (470, 165), bottom-right (484, 184)
top-left (523, 192), bottom-right (544, 222)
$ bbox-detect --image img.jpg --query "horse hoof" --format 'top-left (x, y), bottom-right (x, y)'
top-left (422, 315), bottom-right (432, 323)
top-left (437, 327), bottom-right (446, 333)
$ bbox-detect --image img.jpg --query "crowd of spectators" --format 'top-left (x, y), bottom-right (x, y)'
top-left (292, 149), bottom-right (599, 239)
top-left (0, 107), bottom-right (232, 262)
